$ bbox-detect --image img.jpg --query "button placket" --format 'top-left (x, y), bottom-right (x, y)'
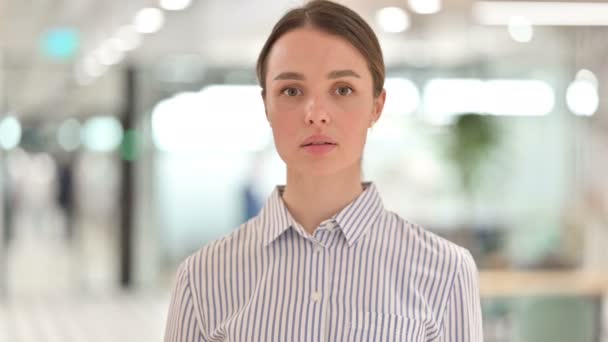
top-left (321, 236), bottom-right (333, 341)
top-left (310, 241), bottom-right (321, 305)
top-left (309, 239), bottom-right (324, 338)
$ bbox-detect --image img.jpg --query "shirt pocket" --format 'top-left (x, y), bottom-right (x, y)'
top-left (347, 311), bottom-right (427, 341)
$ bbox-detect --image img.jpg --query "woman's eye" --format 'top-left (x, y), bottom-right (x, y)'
top-left (282, 88), bottom-right (301, 96)
top-left (336, 86), bottom-right (353, 96)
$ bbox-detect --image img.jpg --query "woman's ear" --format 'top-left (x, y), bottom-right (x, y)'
top-left (372, 88), bottom-right (386, 123)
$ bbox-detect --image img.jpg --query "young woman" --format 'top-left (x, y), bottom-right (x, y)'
top-left (164, 1), bottom-right (483, 341)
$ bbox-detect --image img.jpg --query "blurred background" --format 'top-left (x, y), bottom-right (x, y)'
top-left (0, 0), bottom-right (607, 341)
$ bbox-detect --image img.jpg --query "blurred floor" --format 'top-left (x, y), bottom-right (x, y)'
top-left (5, 211), bottom-right (118, 296)
top-left (1, 207), bottom-right (171, 342)
top-left (0, 292), bottom-right (169, 342)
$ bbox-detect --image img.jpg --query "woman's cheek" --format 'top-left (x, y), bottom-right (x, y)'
top-left (336, 95), bottom-right (366, 113)
top-left (273, 97), bottom-right (303, 112)
top-left (337, 99), bottom-right (372, 125)
top-left (273, 113), bottom-right (300, 142)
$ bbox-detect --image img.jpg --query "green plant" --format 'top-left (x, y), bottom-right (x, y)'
top-left (446, 113), bottom-right (498, 198)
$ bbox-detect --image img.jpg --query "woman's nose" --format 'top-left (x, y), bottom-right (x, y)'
top-left (304, 97), bottom-right (331, 126)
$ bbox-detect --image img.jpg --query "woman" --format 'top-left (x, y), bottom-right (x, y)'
top-left (164, 1), bottom-right (483, 341)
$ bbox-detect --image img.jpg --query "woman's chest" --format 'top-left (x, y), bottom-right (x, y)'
top-left (201, 250), bottom-right (436, 341)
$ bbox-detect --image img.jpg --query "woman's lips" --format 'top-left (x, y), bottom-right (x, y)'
top-left (301, 134), bottom-right (337, 146)
top-left (300, 134), bottom-right (337, 155)
top-left (301, 143), bottom-right (337, 155)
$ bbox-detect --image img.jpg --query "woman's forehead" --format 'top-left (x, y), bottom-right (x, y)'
top-left (266, 27), bottom-right (369, 78)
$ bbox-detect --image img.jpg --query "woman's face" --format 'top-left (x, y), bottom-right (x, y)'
top-left (263, 27), bottom-right (385, 177)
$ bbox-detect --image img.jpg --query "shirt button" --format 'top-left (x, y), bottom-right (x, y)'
top-left (311, 291), bottom-right (321, 302)
top-left (314, 247), bottom-right (322, 253)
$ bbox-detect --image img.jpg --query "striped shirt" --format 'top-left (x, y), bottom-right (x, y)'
top-left (164, 182), bottom-right (483, 341)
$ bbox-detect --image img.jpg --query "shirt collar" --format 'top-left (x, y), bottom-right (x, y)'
top-left (258, 185), bottom-right (295, 247)
top-left (259, 182), bottom-right (385, 247)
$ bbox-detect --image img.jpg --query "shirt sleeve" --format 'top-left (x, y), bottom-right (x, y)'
top-left (164, 258), bottom-right (205, 342)
top-left (437, 250), bottom-right (484, 342)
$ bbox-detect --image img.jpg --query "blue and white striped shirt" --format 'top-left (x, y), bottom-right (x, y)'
top-left (164, 182), bottom-right (483, 341)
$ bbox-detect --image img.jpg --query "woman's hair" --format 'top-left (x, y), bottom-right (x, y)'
top-left (256, 0), bottom-right (385, 98)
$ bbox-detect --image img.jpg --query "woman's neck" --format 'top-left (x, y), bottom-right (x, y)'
top-left (281, 166), bottom-right (364, 236)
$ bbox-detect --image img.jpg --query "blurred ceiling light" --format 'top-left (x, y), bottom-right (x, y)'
top-left (134, 7), bottom-right (165, 34)
top-left (152, 86), bottom-right (271, 152)
top-left (424, 79), bottom-right (486, 119)
top-left (108, 38), bottom-right (124, 52)
top-left (576, 69), bottom-right (598, 89)
top-left (484, 80), bottom-right (554, 115)
top-left (83, 55), bottom-right (107, 77)
top-left (567, 74), bottom-right (599, 116)
top-left (82, 116), bottom-right (124, 152)
top-left (0, 115), bottom-right (22, 150)
top-left (473, 1), bottom-right (608, 26)
top-left (376, 7), bottom-right (410, 33)
top-left (115, 25), bottom-right (142, 51)
top-left (508, 16), bottom-right (533, 42)
top-left (159, 0), bottom-right (192, 11)
top-left (424, 78), bottom-right (555, 120)
top-left (408, 0), bottom-right (441, 14)
top-left (383, 77), bottom-right (420, 116)
top-left (57, 119), bottom-right (81, 151)
top-left (95, 41), bottom-right (125, 66)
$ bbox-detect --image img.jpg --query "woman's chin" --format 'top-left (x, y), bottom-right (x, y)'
top-left (290, 160), bottom-right (359, 178)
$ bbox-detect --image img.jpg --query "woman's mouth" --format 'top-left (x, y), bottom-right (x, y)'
top-left (300, 134), bottom-right (337, 155)
top-left (301, 142), bottom-right (337, 155)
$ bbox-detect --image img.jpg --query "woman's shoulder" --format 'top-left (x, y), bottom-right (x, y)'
top-left (383, 210), bottom-right (475, 271)
top-left (177, 216), bottom-right (262, 272)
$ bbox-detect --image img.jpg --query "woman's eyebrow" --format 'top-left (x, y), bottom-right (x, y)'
top-left (273, 72), bottom-right (305, 81)
top-left (273, 69), bottom-right (361, 81)
top-left (327, 69), bottom-right (361, 79)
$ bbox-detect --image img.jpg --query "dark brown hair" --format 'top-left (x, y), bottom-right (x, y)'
top-left (256, 0), bottom-right (385, 98)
